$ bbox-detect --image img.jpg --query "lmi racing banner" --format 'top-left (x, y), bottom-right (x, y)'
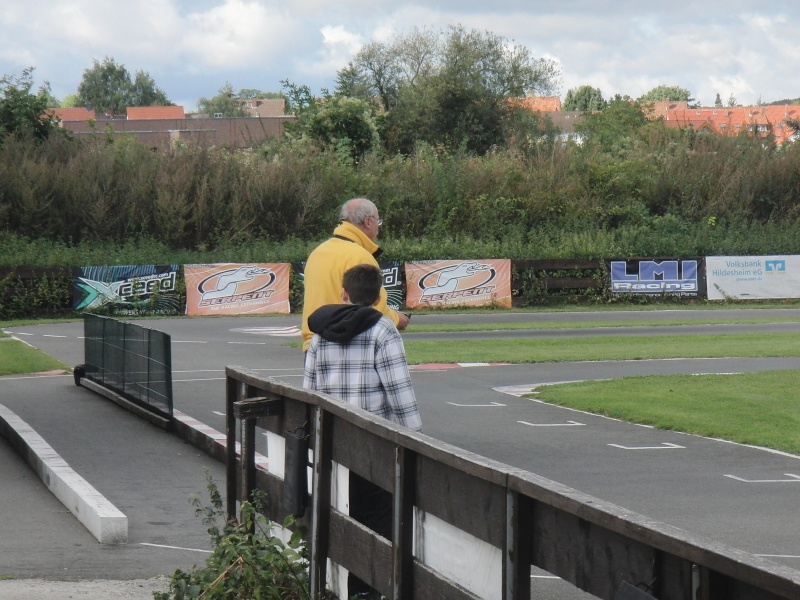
top-left (706, 255), bottom-right (800, 300)
top-left (184, 263), bottom-right (291, 315)
top-left (404, 259), bottom-right (512, 309)
top-left (73, 264), bottom-right (181, 315)
top-left (608, 258), bottom-right (705, 298)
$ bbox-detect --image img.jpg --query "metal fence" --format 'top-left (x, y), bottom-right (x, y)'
top-left (83, 314), bottom-right (173, 419)
top-left (224, 365), bottom-right (800, 600)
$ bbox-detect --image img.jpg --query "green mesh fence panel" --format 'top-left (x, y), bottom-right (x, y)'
top-left (83, 314), bottom-right (173, 419)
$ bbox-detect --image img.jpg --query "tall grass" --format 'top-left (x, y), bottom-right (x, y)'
top-left (2, 126), bottom-right (800, 262)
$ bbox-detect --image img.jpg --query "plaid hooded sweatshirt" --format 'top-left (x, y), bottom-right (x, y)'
top-left (303, 304), bottom-right (422, 432)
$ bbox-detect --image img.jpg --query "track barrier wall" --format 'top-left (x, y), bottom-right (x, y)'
top-left (83, 314), bottom-right (173, 421)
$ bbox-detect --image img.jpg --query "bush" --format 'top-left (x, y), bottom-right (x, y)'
top-left (154, 474), bottom-right (315, 600)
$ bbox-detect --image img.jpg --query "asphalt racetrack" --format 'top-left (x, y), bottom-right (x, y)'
top-left (3, 308), bottom-right (800, 597)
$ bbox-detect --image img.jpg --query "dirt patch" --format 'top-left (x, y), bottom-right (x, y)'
top-left (0, 576), bottom-right (169, 599)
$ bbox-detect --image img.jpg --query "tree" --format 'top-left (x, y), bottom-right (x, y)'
top-left (714, 93), bottom-right (723, 107)
top-left (343, 25), bottom-right (561, 154)
top-left (0, 67), bottom-right (61, 142)
top-left (638, 85), bottom-right (693, 104)
top-left (238, 89), bottom-right (286, 102)
top-left (307, 96), bottom-right (381, 160)
top-left (60, 93), bottom-right (80, 108)
top-left (130, 71), bottom-right (171, 107)
top-left (333, 65), bottom-right (372, 103)
top-left (197, 83), bottom-right (247, 117)
top-left (563, 86), bottom-right (607, 111)
top-left (76, 57), bottom-right (171, 114)
top-left (281, 80), bottom-right (380, 161)
top-left (576, 95), bottom-right (649, 153)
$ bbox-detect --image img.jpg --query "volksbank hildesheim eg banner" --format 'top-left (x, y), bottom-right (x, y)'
top-left (609, 259), bottom-right (703, 297)
top-left (706, 256), bottom-right (800, 300)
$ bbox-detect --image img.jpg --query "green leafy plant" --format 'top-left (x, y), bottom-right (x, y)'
top-left (154, 473), bottom-right (313, 600)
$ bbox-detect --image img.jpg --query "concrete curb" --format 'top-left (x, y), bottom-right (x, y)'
top-left (0, 402), bottom-right (128, 544)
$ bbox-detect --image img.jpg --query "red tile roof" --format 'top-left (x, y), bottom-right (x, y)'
top-left (510, 96), bottom-right (562, 112)
top-left (650, 101), bottom-right (800, 144)
top-left (126, 106), bottom-right (185, 120)
top-left (50, 107), bottom-right (97, 122)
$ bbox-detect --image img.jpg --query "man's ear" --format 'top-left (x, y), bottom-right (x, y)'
top-left (342, 289), bottom-right (351, 303)
top-left (371, 297), bottom-right (380, 307)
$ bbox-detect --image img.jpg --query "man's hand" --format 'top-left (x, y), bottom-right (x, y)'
top-left (396, 311), bottom-right (411, 330)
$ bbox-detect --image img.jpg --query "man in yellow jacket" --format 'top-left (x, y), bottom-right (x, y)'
top-left (301, 197), bottom-right (410, 352)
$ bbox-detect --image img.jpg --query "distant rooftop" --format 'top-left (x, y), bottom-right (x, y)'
top-left (50, 107), bottom-right (96, 122)
top-left (125, 106), bottom-right (185, 120)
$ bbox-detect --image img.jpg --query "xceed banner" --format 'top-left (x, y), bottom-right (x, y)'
top-left (73, 264), bottom-right (181, 315)
top-left (293, 261), bottom-right (406, 310)
top-left (380, 260), bottom-right (405, 310)
top-left (706, 255), bottom-right (800, 300)
top-left (184, 263), bottom-right (291, 315)
top-left (608, 258), bottom-right (704, 298)
top-left (404, 259), bottom-right (512, 309)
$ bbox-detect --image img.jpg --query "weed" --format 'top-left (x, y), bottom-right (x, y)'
top-left (154, 472), bottom-right (316, 600)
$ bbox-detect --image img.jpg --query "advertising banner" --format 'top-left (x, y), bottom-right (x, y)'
top-left (380, 260), bottom-right (405, 310)
top-left (404, 259), bottom-right (512, 309)
top-left (73, 264), bottom-right (181, 315)
top-left (706, 255), bottom-right (800, 300)
top-left (293, 260), bottom-right (406, 310)
top-left (607, 258), bottom-right (704, 298)
top-left (184, 263), bottom-right (291, 315)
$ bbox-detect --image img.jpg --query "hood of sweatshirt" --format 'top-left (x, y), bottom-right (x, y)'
top-left (308, 304), bottom-right (383, 344)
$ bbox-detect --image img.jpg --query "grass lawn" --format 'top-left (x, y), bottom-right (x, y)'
top-left (408, 316), bottom-right (800, 333)
top-left (0, 338), bottom-right (70, 376)
top-left (403, 332), bottom-right (798, 364)
top-left (531, 370), bottom-right (800, 456)
top-left (402, 330), bottom-right (800, 455)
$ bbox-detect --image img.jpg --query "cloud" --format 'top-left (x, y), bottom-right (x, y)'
top-left (181, 0), bottom-right (299, 71)
top-left (3, 0), bottom-right (800, 108)
top-left (300, 25), bottom-right (365, 78)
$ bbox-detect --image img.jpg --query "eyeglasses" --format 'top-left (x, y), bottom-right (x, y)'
top-left (372, 215), bottom-right (383, 226)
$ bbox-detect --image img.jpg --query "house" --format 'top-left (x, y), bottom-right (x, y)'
top-left (545, 111), bottom-right (586, 145)
top-left (511, 96), bottom-right (585, 144)
top-left (235, 98), bottom-right (285, 117)
top-left (648, 100), bottom-right (800, 145)
top-left (52, 106), bottom-right (294, 150)
top-left (510, 96), bottom-right (562, 112)
top-left (50, 107), bottom-right (98, 123)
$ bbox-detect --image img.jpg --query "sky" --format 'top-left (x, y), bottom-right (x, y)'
top-left (3, 0), bottom-right (800, 111)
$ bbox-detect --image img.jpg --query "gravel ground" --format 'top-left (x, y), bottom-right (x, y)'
top-left (0, 577), bottom-right (169, 599)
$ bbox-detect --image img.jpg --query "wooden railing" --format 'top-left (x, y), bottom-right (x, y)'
top-left (232, 366), bottom-right (800, 599)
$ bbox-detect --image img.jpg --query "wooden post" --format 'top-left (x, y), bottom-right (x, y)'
top-left (504, 489), bottom-right (532, 600)
top-left (310, 406), bottom-right (332, 598)
top-left (240, 415), bottom-right (256, 531)
top-left (225, 375), bottom-right (239, 521)
top-left (393, 446), bottom-right (416, 600)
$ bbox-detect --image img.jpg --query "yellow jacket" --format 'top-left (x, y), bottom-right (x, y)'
top-left (301, 221), bottom-right (400, 351)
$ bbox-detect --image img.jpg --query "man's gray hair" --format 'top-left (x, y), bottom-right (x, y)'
top-left (339, 197), bottom-right (376, 225)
